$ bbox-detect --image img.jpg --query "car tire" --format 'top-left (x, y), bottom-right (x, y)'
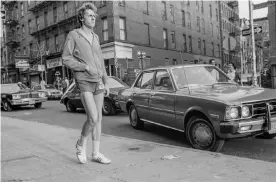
top-left (34, 103), bottom-right (42, 108)
top-left (66, 99), bottom-right (76, 112)
top-left (186, 116), bottom-right (225, 152)
top-left (129, 105), bottom-right (144, 130)
top-left (102, 99), bottom-right (116, 116)
top-left (2, 100), bottom-right (13, 111)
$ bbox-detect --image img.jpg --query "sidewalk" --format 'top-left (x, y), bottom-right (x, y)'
top-left (1, 117), bottom-right (276, 182)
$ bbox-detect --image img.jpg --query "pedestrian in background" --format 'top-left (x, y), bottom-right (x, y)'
top-left (227, 62), bottom-right (241, 85)
top-left (62, 2), bottom-right (110, 164)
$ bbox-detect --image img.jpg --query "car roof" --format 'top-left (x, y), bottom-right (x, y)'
top-left (145, 64), bottom-right (212, 71)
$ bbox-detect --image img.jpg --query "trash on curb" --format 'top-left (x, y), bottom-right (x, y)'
top-left (161, 155), bottom-right (180, 160)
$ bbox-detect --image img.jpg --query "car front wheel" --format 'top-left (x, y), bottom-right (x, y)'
top-left (2, 100), bottom-right (13, 111)
top-left (129, 105), bottom-right (144, 130)
top-left (66, 99), bottom-right (76, 112)
top-left (186, 116), bottom-right (225, 152)
top-left (102, 99), bottom-right (116, 116)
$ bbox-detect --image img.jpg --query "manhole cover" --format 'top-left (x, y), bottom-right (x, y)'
top-left (128, 147), bottom-right (140, 151)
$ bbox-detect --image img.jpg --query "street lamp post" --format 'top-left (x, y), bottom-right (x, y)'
top-left (137, 51), bottom-right (146, 70)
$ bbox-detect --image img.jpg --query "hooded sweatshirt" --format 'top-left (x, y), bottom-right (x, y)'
top-left (62, 29), bottom-right (107, 84)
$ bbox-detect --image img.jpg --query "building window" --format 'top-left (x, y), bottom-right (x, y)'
top-left (196, 0), bottom-right (199, 11)
top-left (23, 47), bottom-right (26, 55)
top-left (161, 1), bottom-right (167, 20)
top-left (187, 12), bottom-right (191, 29)
top-left (210, 23), bottom-right (213, 37)
top-left (201, 19), bottom-right (205, 34)
top-left (36, 16), bottom-right (40, 30)
top-left (198, 38), bottom-right (201, 54)
top-left (165, 58), bottom-right (170, 65)
top-left (64, 2), bottom-right (68, 18)
top-left (29, 43), bottom-right (33, 57)
top-left (171, 31), bottom-right (176, 49)
top-left (209, 4), bottom-right (212, 18)
top-left (170, 5), bottom-right (174, 23)
top-left (22, 25), bottom-right (25, 39)
top-left (46, 37), bottom-right (49, 50)
top-left (119, 17), bottom-right (126, 40)
top-left (211, 42), bottom-right (214, 56)
top-left (145, 23), bottom-right (150, 45)
top-left (163, 29), bottom-right (168, 49)
top-left (53, 7), bottom-right (57, 23)
top-left (203, 40), bottom-right (206, 55)
top-left (28, 20), bottom-right (31, 34)
top-left (216, 8), bottom-right (218, 21)
top-left (196, 16), bottom-right (200, 32)
top-left (217, 25), bottom-right (220, 39)
top-left (188, 35), bottom-right (192, 52)
top-left (144, 1), bottom-right (149, 14)
top-left (44, 11), bottom-right (48, 27)
top-left (20, 3), bottom-right (24, 17)
top-left (182, 34), bottom-right (187, 52)
top-left (181, 10), bottom-right (185, 27)
top-left (201, 0), bottom-right (204, 12)
top-left (173, 59), bottom-right (177, 65)
top-left (54, 35), bottom-right (59, 52)
top-left (217, 44), bottom-right (220, 57)
top-left (102, 17), bottom-right (108, 41)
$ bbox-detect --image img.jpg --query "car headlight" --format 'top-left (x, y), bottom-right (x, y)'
top-left (226, 106), bottom-right (239, 120)
top-left (12, 94), bottom-right (21, 100)
top-left (241, 105), bottom-right (252, 118)
top-left (39, 92), bottom-right (46, 97)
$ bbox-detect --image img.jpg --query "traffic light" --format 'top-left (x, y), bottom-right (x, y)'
top-left (1, 10), bottom-right (6, 20)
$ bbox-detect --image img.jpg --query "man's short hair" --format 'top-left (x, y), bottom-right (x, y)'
top-left (77, 2), bottom-right (97, 26)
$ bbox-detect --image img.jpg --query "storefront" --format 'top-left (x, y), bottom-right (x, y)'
top-left (46, 57), bottom-right (73, 84)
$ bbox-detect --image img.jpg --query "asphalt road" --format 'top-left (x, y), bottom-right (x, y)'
top-left (2, 101), bottom-right (276, 163)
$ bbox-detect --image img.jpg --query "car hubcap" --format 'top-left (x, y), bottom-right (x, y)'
top-left (103, 102), bottom-right (109, 113)
top-left (130, 108), bottom-right (137, 126)
top-left (192, 123), bottom-right (213, 147)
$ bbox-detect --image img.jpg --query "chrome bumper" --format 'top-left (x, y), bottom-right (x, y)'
top-left (220, 116), bottom-right (276, 135)
top-left (10, 97), bottom-right (48, 106)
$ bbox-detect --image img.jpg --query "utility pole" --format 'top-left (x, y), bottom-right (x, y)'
top-left (218, 1), bottom-right (224, 67)
top-left (249, 0), bottom-right (258, 86)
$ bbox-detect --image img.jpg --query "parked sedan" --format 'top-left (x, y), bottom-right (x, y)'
top-left (60, 76), bottom-right (129, 116)
top-left (118, 64), bottom-right (276, 152)
top-left (1, 82), bottom-right (47, 111)
top-left (32, 84), bottom-right (63, 100)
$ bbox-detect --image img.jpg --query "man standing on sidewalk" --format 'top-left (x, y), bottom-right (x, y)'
top-left (62, 2), bottom-right (111, 164)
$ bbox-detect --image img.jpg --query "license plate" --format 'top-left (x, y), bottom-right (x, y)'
top-left (29, 100), bottom-right (35, 105)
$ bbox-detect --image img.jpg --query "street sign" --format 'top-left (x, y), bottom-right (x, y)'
top-left (242, 26), bottom-right (262, 36)
top-left (253, 1), bottom-right (276, 10)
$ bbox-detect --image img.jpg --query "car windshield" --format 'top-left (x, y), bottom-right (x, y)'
top-left (1, 84), bottom-right (21, 93)
top-left (45, 84), bottom-right (56, 89)
top-left (172, 66), bottom-right (231, 89)
top-left (107, 77), bottom-right (128, 88)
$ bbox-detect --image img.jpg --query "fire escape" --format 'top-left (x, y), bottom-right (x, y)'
top-left (2, 0), bottom-right (20, 68)
top-left (28, 1), bottom-right (79, 63)
top-left (227, 1), bottom-right (240, 66)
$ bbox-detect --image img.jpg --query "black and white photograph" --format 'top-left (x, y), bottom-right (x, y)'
top-left (1, 0), bottom-right (276, 181)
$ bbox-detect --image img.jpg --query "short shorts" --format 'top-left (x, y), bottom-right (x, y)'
top-left (76, 80), bottom-right (105, 95)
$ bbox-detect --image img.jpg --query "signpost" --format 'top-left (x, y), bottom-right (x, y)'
top-left (242, 26), bottom-right (262, 36)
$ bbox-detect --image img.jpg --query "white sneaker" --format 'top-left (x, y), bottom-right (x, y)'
top-left (92, 153), bottom-right (111, 164)
top-left (76, 140), bottom-right (87, 164)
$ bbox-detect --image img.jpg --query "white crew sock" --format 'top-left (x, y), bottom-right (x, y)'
top-left (92, 141), bottom-right (100, 156)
